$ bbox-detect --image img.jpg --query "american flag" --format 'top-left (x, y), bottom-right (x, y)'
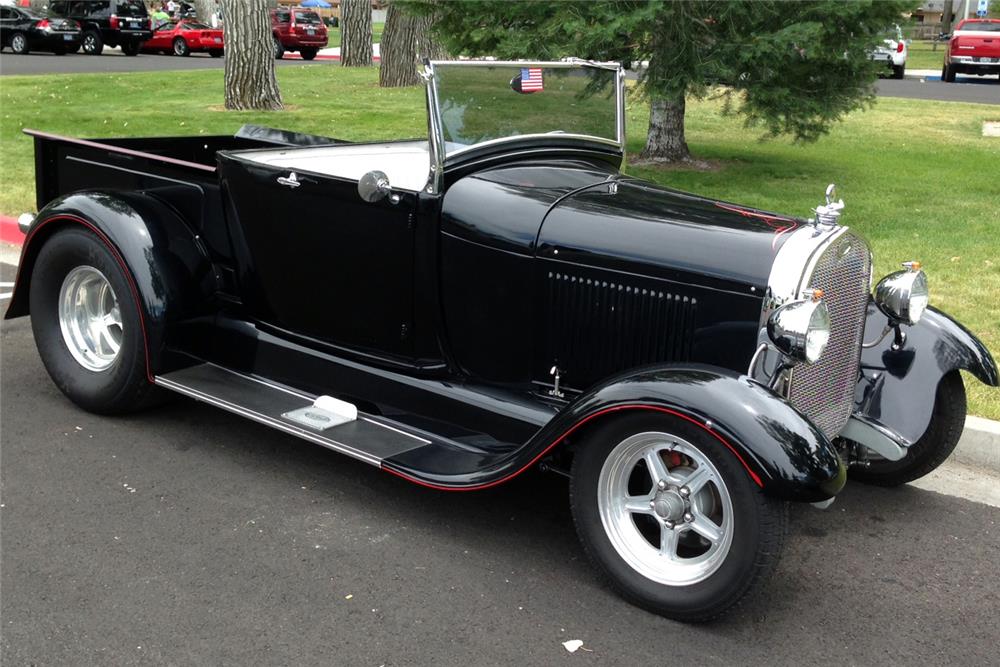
top-left (520, 67), bottom-right (544, 92)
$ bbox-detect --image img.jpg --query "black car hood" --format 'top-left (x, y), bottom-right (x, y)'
top-left (537, 178), bottom-right (805, 293)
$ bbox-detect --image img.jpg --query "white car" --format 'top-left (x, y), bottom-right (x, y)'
top-left (871, 25), bottom-right (907, 79)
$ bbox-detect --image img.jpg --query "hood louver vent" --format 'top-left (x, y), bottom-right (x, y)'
top-left (544, 272), bottom-right (697, 390)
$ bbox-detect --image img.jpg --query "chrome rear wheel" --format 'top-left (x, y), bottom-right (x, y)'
top-left (58, 266), bottom-right (123, 372)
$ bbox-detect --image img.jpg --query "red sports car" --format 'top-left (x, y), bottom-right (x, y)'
top-left (141, 19), bottom-right (223, 57)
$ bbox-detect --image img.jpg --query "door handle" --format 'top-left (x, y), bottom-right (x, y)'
top-left (277, 172), bottom-right (301, 189)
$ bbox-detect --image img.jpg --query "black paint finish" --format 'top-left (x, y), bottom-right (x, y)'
top-left (855, 302), bottom-right (999, 443)
top-left (8, 128), bottom-right (996, 502)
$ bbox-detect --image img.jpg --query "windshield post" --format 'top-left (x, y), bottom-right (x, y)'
top-left (422, 60), bottom-right (446, 195)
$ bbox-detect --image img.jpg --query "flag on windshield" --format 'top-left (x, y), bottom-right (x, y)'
top-left (520, 68), bottom-right (544, 92)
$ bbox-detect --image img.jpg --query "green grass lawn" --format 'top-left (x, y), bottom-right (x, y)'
top-left (906, 40), bottom-right (948, 71)
top-left (327, 21), bottom-right (383, 49)
top-left (1, 65), bottom-right (997, 418)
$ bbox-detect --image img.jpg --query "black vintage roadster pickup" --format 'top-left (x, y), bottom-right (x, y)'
top-left (7, 60), bottom-right (997, 621)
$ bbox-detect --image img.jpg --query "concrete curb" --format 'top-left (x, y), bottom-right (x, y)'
top-left (955, 416), bottom-right (1000, 473)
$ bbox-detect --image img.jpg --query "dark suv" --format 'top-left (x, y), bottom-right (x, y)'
top-left (49, 0), bottom-right (151, 55)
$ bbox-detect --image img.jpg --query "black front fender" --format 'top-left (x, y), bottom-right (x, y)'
top-left (855, 302), bottom-right (998, 444)
top-left (534, 365), bottom-right (846, 502)
top-left (5, 191), bottom-right (216, 376)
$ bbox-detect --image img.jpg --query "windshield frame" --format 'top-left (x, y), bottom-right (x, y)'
top-left (423, 59), bottom-right (625, 194)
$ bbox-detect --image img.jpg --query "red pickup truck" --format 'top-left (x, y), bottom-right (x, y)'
top-left (943, 18), bottom-right (1000, 81)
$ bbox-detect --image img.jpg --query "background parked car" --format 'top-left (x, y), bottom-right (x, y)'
top-left (870, 24), bottom-right (908, 79)
top-left (271, 7), bottom-right (327, 60)
top-left (0, 6), bottom-right (81, 55)
top-left (48, 0), bottom-right (151, 56)
top-left (943, 18), bottom-right (1000, 82)
top-left (141, 19), bottom-right (222, 57)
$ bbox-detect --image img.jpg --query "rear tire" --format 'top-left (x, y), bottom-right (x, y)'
top-left (82, 30), bottom-right (103, 55)
top-left (851, 372), bottom-right (966, 487)
top-left (11, 32), bottom-right (29, 55)
top-left (273, 35), bottom-right (284, 59)
top-left (172, 37), bottom-right (190, 57)
top-left (300, 47), bottom-right (318, 61)
top-left (892, 64), bottom-right (905, 80)
top-left (29, 228), bottom-right (155, 415)
top-left (942, 63), bottom-right (956, 82)
top-left (570, 413), bottom-right (786, 622)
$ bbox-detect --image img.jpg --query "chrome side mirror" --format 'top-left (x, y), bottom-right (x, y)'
top-left (358, 170), bottom-right (397, 203)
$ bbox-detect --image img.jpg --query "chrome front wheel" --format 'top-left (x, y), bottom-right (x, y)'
top-left (570, 413), bottom-right (787, 622)
top-left (58, 266), bottom-right (123, 372)
top-left (597, 432), bottom-right (734, 586)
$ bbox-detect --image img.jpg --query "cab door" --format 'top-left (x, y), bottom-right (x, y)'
top-left (218, 154), bottom-right (416, 359)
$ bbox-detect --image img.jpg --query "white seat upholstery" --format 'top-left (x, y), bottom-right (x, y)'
top-left (238, 140), bottom-right (433, 192)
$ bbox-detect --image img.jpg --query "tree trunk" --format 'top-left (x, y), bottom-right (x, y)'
top-left (639, 94), bottom-right (691, 163)
top-left (193, 0), bottom-right (218, 26)
top-left (221, 0), bottom-right (282, 110)
top-left (380, 3), bottom-right (446, 87)
top-left (341, 0), bottom-right (373, 67)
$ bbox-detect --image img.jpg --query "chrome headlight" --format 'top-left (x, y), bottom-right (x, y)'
top-left (766, 295), bottom-right (831, 364)
top-left (874, 262), bottom-right (928, 325)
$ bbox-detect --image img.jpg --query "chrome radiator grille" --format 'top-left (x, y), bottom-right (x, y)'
top-left (787, 232), bottom-right (871, 439)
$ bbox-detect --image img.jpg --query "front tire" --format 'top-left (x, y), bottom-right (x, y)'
top-left (209, 48), bottom-right (223, 58)
top-left (570, 413), bottom-right (786, 622)
top-left (273, 35), bottom-right (284, 59)
top-left (851, 371), bottom-right (966, 487)
top-left (121, 41), bottom-right (140, 56)
top-left (29, 228), bottom-right (155, 415)
top-left (82, 30), bottom-right (103, 55)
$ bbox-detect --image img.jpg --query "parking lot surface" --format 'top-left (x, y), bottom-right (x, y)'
top-left (2, 313), bottom-right (999, 665)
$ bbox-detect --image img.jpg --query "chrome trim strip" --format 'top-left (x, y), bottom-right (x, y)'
top-left (361, 416), bottom-right (432, 445)
top-left (423, 61), bottom-right (446, 194)
top-left (155, 375), bottom-right (383, 466)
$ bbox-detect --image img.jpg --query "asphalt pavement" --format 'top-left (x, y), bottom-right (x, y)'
top-left (3, 50), bottom-right (998, 105)
top-left (2, 307), bottom-right (999, 665)
top-left (0, 49), bottom-right (326, 76)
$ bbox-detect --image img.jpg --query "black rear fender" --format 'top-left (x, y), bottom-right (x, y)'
top-left (5, 191), bottom-right (217, 377)
top-left (541, 365), bottom-right (846, 502)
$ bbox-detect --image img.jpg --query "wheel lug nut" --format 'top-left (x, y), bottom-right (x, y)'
top-left (664, 520), bottom-right (675, 529)
top-left (683, 512), bottom-right (693, 523)
top-left (657, 480), bottom-right (667, 491)
top-left (649, 500), bottom-right (656, 509)
top-left (679, 486), bottom-right (690, 497)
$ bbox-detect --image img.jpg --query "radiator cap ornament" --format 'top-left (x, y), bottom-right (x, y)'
top-left (811, 183), bottom-right (844, 227)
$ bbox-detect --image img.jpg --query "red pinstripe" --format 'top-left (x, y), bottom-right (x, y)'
top-left (383, 404), bottom-right (765, 491)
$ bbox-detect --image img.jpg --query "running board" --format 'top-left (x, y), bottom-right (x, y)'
top-left (154, 364), bottom-right (433, 467)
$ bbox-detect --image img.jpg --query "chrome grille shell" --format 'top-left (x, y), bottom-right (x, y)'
top-left (785, 231), bottom-right (872, 438)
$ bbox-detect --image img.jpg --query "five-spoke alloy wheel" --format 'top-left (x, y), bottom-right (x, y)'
top-left (571, 413), bottom-right (787, 622)
top-left (58, 266), bottom-right (123, 372)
